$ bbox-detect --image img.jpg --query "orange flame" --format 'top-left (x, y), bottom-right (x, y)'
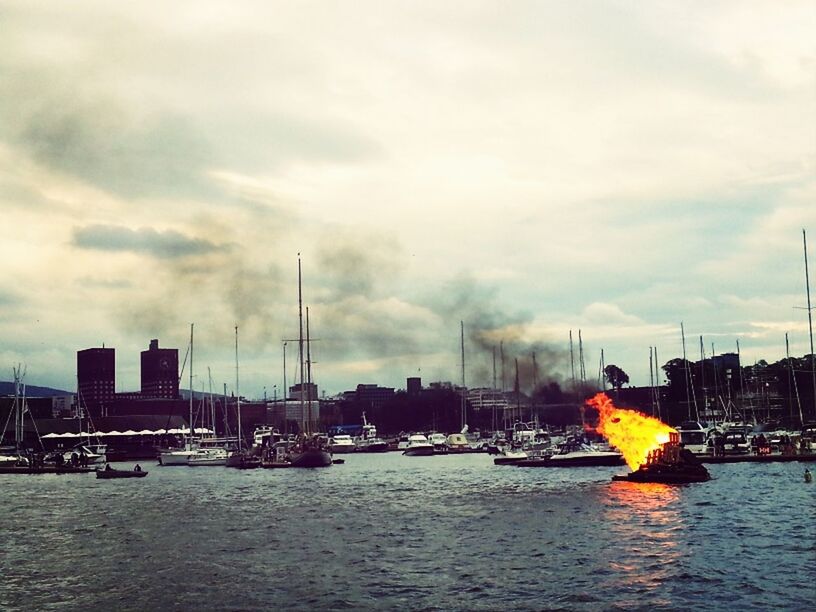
top-left (585, 392), bottom-right (676, 471)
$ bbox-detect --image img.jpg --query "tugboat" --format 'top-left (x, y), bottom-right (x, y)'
top-left (612, 433), bottom-right (711, 484)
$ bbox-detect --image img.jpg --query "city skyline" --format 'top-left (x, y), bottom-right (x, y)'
top-left (2, 1), bottom-right (815, 398)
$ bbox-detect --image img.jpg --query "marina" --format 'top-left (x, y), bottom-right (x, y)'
top-left (1, 452), bottom-right (813, 611)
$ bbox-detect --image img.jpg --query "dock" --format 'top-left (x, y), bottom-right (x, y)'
top-left (699, 453), bottom-right (816, 464)
top-left (0, 465), bottom-right (97, 475)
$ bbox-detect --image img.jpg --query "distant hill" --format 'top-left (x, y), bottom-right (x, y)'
top-left (0, 382), bottom-right (72, 397)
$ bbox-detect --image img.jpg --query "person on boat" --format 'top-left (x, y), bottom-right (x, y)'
top-left (134, 464), bottom-right (142, 472)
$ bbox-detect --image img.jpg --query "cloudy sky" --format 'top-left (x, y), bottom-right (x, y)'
top-left (1, 1), bottom-right (814, 399)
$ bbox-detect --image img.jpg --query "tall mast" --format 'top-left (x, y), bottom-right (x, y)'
top-left (306, 306), bottom-right (313, 431)
top-left (578, 330), bottom-right (586, 387)
top-left (649, 348), bottom-right (655, 416)
top-left (786, 332), bottom-right (804, 424)
top-left (235, 324), bottom-right (241, 450)
top-left (804, 229), bottom-right (816, 417)
top-left (514, 358), bottom-right (520, 422)
top-left (680, 322), bottom-right (698, 421)
top-left (298, 254), bottom-right (306, 434)
top-left (492, 346), bottom-right (497, 390)
top-left (460, 321), bottom-right (466, 430)
top-left (654, 346), bottom-right (661, 421)
top-left (189, 323), bottom-right (194, 444)
top-left (569, 330), bottom-right (576, 393)
top-left (500, 340), bottom-right (506, 393)
top-left (598, 349), bottom-right (605, 391)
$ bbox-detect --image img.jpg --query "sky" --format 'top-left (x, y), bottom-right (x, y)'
top-left (1, 1), bottom-right (815, 399)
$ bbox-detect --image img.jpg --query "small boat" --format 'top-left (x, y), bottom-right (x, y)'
top-left (445, 432), bottom-right (469, 453)
top-left (612, 433), bottom-right (710, 484)
top-left (402, 434), bottom-right (435, 456)
top-left (354, 413), bottom-right (389, 452)
top-left (427, 433), bottom-right (449, 454)
top-left (96, 466), bottom-right (149, 479)
top-left (516, 437), bottom-right (624, 467)
top-left (328, 434), bottom-right (356, 454)
top-left (493, 446), bottom-right (529, 465)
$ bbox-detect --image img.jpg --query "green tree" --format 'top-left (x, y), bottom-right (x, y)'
top-left (603, 364), bottom-right (630, 392)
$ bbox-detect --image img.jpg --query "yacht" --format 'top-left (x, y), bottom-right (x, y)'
top-left (676, 421), bottom-right (710, 455)
top-left (329, 434), bottom-right (356, 454)
top-left (62, 443), bottom-right (107, 466)
top-left (445, 433), bottom-right (469, 453)
top-left (188, 446), bottom-right (229, 466)
top-left (354, 413), bottom-right (389, 452)
top-left (427, 433), bottom-right (448, 454)
top-left (517, 437), bottom-right (624, 467)
top-left (402, 434), bottom-right (435, 456)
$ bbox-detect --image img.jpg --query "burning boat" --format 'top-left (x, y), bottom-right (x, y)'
top-left (585, 393), bottom-right (710, 485)
top-left (612, 432), bottom-right (711, 484)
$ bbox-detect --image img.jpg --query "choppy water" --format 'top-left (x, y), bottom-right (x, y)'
top-left (1, 453), bottom-right (814, 611)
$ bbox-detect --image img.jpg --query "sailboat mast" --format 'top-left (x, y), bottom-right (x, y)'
top-left (569, 330), bottom-right (576, 393)
top-left (803, 229), bottom-right (816, 417)
top-left (460, 320), bottom-right (466, 430)
top-left (235, 324), bottom-right (241, 450)
top-left (189, 323), bottom-right (194, 444)
top-left (297, 254), bottom-right (306, 434)
top-left (680, 322), bottom-right (698, 421)
top-left (306, 306), bottom-right (313, 431)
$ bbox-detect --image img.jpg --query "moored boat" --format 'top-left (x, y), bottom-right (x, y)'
top-left (96, 466), bottom-right (149, 479)
top-left (516, 437), bottom-right (624, 467)
top-left (402, 434), bottom-right (434, 456)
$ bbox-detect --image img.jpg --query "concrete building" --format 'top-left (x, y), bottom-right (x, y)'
top-left (140, 339), bottom-right (179, 399)
top-left (77, 347), bottom-right (115, 418)
top-left (406, 377), bottom-right (422, 397)
top-left (355, 384), bottom-right (395, 410)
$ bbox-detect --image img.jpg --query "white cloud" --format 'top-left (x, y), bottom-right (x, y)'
top-left (0, 1), bottom-right (814, 394)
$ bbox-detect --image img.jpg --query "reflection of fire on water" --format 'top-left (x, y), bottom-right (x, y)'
top-left (585, 392), bottom-right (675, 470)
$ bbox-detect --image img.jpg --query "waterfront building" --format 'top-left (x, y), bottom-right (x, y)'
top-left (77, 347), bottom-right (115, 418)
top-left (406, 377), bottom-right (422, 397)
top-left (140, 339), bottom-right (179, 399)
top-left (355, 384), bottom-right (395, 411)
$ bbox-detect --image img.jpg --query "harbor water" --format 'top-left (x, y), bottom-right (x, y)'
top-left (1, 452), bottom-right (814, 611)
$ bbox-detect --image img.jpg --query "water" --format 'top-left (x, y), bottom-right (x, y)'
top-left (1, 453), bottom-right (814, 611)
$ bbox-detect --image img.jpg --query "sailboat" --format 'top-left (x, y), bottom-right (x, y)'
top-left (286, 255), bottom-right (332, 468)
top-left (159, 324), bottom-right (198, 466)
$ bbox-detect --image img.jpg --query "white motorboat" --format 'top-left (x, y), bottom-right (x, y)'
top-left (676, 421), bottom-right (710, 455)
top-left (517, 437), bottom-right (624, 467)
top-left (329, 434), bottom-right (356, 454)
top-left (354, 413), bottom-right (389, 452)
top-left (427, 433), bottom-right (448, 454)
top-left (402, 434), bottom-right (434, 456)
top-left (63, 443), bottom-right (107, 466)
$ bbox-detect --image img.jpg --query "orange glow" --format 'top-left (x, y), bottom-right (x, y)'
top-left (585, 392), bottom-right (676, 470)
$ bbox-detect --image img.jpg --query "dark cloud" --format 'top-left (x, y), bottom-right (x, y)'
top-left (423, 276), bottom-right (570, 392)
top-left (73, 224), bottom-right (229, 259)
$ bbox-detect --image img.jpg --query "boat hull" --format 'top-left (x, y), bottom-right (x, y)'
top-left (517, 453), bottom-right (625, 467)
top-left (402, 446), bottom-right (435, 456)
top-left (158, 451), bottom-right (192, 466)
top-left (96, 469), bottom-right (148, 479)
top-left (289, 449), bottom-right (333, 468)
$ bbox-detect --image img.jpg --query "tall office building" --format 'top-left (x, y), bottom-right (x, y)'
top-left (77, 347), bottom-right (115, 418)
top-left (140, 339), bottom-right (179, 399)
